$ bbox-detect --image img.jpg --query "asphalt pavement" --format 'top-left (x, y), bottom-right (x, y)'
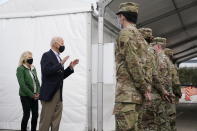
top-left (177, 103), bottom-right (197, 131)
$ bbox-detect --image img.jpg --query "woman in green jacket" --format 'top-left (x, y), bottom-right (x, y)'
top-left (16, 51), bottom-right (40, 131)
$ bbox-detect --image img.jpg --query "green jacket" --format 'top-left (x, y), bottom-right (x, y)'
top-left (16, 65), bottom-right (40, 97)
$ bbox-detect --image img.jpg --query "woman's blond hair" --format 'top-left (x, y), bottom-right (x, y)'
top-left (18, 51), bottom-right (32, 66)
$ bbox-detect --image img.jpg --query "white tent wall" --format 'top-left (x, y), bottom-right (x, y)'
top-left (0, 0), bottom-right (93, 18)
top-left (0, 12), bottom-right (92, 131)
top-left (91, 16), bottom-right (117, 131)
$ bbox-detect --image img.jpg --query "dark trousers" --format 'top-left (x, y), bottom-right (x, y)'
top-left (20, 96), bottom-right (38, 131)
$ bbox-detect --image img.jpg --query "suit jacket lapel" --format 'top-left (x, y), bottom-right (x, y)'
top-left (49, 49), bottom-right (59, 64)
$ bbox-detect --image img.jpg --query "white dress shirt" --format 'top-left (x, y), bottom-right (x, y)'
top-left (52, 49), bottom-right (61, 63)
top-left (23, 64), bottom-right (37, 93)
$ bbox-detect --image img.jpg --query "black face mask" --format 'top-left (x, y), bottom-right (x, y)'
top-left (59, 46), bottom-right (65, 53)
top-left (27, 58), bottom-right (33, 65)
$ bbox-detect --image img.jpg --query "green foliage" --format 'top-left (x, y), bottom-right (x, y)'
top-left (178, 67), bottom-right (197, 85)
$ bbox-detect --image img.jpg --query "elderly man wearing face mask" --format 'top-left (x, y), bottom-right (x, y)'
top-left (39, 37), bottom-right (79, 131)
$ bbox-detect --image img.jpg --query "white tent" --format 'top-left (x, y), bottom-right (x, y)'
top-left (3, 0), bottom-right (196, 130)
top-left (0, 0), bottom-right (118, 131)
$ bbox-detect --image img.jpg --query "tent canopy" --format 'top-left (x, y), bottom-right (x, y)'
top-left (106, 0), bottom-right (197, 64)
top-left (2, 0), bottom-right (197, 63)
top-left (0, 0), bottom-right (93, 18)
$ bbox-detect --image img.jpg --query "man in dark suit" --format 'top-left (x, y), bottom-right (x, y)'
top-left (39, 37), bottom-right (79, 131)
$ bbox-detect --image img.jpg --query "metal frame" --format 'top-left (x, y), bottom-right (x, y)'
top-left (167, 35), bottom-right (197, 48)
top-left (171, 0), bottom-right (188, 35)
top-left (174, 45), bottom-right (197, 55)
top-left (174, 47), bottom-right (197, 58)
top-left (90, 12), bottom-right (118, 131)
top-left (92, 14), bottom-right (120, 35)
top-left (177, 54), bottom-right (197, 64)
top-left (137, 1), bottom-right (197, 27)
top-left (174, 50), bottom-right (197, 61)
top-left (137, 0), bottom-right (197, 61)
top-left (159, 21), bottom-right (197, 37)
top-left (182, 59), bottom-right (197, 63)
top-left (137, 0), bottom-right (197, 62)
top-left (97, 0), bottom-right (113, 131)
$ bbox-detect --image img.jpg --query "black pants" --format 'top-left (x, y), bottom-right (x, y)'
top-left (20, 96), bottom-right (38, 131)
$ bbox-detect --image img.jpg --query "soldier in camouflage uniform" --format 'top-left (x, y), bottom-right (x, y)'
top-left (139, 28), bottom-right (170, 131)
top-left (152, 37), bottom-right (175, 131)
top-left (164, 48), bottom-right (182, 103)
top-left (164, 48), bottom-right (182, 131)
top-left (114, 2), bottom-right (151, 131)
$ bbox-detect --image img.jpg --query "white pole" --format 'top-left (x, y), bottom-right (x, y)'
top-left (87, 13), bottom-right (93, 131)
top-left (97, 0), bottom-right (113, 130)
top-left (97, 15), bottom-right (104, 131)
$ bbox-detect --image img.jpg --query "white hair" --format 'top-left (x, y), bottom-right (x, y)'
top-left (18, 51), bottom-right (32, 67)
top-left (50, 36), bottom-right (64, 46)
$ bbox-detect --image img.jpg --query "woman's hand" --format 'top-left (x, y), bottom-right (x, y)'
top-left (32, 93), bottom-right (40, 100)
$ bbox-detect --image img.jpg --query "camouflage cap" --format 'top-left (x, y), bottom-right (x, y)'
top-left (151, 37), bottom-right (167, 46)
top-left (164, 48), bottom-right (174, 56)
top-left (138, 28), bottom-right (153, 39)
top-left (116, 2), bottom-right (139, 15)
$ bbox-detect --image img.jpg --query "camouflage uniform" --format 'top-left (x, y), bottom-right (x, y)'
top-left (164, 48), bottom-right (182, 131)
top-left (139, 28), bottom-right (168, 131)
top-left (164, 48), bottom-right (182, 103)
top-left (114, 2), bottom-right (149, 131)
top-left (152, 37), bottom-right (174, 131)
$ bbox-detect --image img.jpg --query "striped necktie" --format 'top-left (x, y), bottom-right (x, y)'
top-left (57, 54), bottom-right (64, 68)
top-left (57, 54), bottom-right (62, 63)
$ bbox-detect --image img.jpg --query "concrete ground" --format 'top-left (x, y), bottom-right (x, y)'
top-left (176, 103), bottom-right (197, 131)
top-left (1, 103), bottom-right (197, 131)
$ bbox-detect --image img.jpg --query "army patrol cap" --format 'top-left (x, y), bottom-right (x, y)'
top-left (116, 2), bottom-right (139, 15)
top-left (164, 48), bottom-right (174, 56)
top-left (152, 37), bottom-right (167, 46)
top-left (138, 28), bottom-right (153, 39)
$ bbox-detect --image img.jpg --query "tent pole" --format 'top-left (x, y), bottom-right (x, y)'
top-left (97, 0), bottom-right (112, 131)
top-left (87, 13), bottom-right (93, 131)
top-left (97, 15), bottom-right (104, 131)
